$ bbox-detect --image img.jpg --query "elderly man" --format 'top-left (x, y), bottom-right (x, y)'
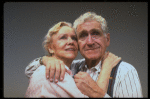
top-left (25, 12), bottom-right (143, 98)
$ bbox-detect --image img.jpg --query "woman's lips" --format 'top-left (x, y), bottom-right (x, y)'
top-left (65, 48), bottom-right (76, 51)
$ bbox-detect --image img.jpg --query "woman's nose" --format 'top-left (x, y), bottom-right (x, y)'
top-left (68, 37), bottom-right (74, 44)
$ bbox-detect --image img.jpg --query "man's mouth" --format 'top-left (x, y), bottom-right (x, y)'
top-left (84, 47), bottom-right (100, 51)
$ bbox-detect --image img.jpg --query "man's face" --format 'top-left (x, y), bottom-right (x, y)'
top-left (76, 20), bottom-right (110, 61)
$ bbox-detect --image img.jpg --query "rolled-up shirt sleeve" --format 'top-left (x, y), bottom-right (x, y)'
top-left (25, 57), bottom-right (42, 79)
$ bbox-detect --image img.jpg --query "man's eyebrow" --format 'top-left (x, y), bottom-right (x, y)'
top-left (77, 30), bottom-right (87, 36)
top-left (89, 29), bottom-right (103, 33)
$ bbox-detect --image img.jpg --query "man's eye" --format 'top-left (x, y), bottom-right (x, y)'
top-left (92, 32), bottom-right (100, 36)
top-left (80, 33), bottom-right (87, 38)
top-left (79, 33), bottom-right (88, 40)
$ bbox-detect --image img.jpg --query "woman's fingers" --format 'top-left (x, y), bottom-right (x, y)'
top-left (60, 63), bottom-right (66, 81)
top-left (49, 62), bottom-right (56, 82)
top-left (54, 62), bottom-right (61, 83)
top-left (45, 63), bottom-right (51, 79)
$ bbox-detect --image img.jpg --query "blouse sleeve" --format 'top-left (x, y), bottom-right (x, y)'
top-left (25, 66), bottom-right (88, 98)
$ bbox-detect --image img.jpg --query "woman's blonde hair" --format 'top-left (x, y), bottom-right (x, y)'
top-left (43, 21), bottom-right (72, 56)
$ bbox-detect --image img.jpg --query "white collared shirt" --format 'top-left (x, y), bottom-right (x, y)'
top-left (81, 60), bottom-right (102, 82)
top-left (71, 59), bottom-right (143, 97)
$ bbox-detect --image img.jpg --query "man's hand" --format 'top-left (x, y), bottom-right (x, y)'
top-left (42, 56), bottom-right (70, 83)
top-left (74, 72), bottom-right (105, 98)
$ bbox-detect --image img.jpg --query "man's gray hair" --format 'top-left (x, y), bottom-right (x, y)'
top-left (73, 12), bottom-right (108, 34)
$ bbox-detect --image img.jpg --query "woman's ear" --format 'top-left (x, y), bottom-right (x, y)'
top-left (48, 48), bottom-right (54, 54)
top-left (48, 44), bottom-right (55, 55)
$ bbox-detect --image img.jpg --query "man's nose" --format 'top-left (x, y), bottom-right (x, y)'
top-left (86, 35), bottom-right (94, 45)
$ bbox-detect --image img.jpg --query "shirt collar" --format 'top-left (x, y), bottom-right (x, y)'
top-left (92, 60), bottom-right (102, 71)
top-left (80, 60), bottom-right (102, 72)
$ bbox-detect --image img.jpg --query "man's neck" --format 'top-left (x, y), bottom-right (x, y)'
top-left (85, 58), bottom-right (102, 69)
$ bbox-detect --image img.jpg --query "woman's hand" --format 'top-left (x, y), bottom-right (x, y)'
top-left (96, 52), bottom-right (121, 93)
top-left (101, 51), bottom-right (121, 70)
top-left (42, 56), bottom-right (70, 83)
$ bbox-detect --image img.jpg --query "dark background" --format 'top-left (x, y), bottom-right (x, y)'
top-left (4, 2), bottom-right (148, 97)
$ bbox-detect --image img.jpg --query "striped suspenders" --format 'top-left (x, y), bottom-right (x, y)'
top-left (107, 60), bottom-right (122, 97)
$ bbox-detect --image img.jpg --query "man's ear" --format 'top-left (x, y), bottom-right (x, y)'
top-left (106, 33), bottom-right (110, 47)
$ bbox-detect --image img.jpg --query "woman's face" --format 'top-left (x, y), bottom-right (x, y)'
top-left (50, 26), bottom-right (78, 60)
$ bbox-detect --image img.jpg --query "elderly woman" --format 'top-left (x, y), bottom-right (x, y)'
top-left (25, 21), bottom-right (121, 98)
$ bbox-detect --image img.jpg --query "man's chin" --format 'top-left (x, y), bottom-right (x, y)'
top-left (84, 55), bottom-right (101, 60)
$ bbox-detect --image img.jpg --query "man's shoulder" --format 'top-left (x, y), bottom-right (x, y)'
top-left (34, 65), bottom-right (46, 74)
top-left (70, 58), bottom-right (85, 74)
top-left (72, 58), bottom-right (85, 64)
top-left (118, 61), bottom-right (137, 74)
top-left (120, 61), bottom-right (135, 70)
top-left (71, 58), bottom-right (85, 67)
top-left (30, 65), bottom-right (46, 82)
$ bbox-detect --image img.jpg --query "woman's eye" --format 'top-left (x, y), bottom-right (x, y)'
top-left (60, 36), bottom-right (67, 39)
top-left (72, 36), bottom-right (77, 41)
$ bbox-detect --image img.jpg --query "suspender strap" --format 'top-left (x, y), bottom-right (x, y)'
top-left (107, 60), bottom-right (122, 97)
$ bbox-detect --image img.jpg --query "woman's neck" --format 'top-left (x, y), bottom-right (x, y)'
top-left (53, 56), bottom-right (73, 69)
top-left (63, 59), bottom-right (73, 69)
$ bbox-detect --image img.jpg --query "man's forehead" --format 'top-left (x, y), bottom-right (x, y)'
top-left (80, 20), bottom-right (100, 26)
top-left (76, 20), bottom-right (102, 34)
